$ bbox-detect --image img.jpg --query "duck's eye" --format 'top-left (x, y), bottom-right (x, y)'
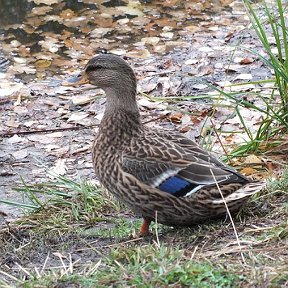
top-left (85, 64), bottom-right (103, 72)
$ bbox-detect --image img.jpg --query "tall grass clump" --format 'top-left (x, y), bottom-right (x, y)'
top-left (218, 0), bottom-right (288, 155)
top-left (209, 0), bottom-right (288, 157)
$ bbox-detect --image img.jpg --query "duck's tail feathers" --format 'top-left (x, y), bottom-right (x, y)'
top-left (212, 181), bottom-right (265, 204)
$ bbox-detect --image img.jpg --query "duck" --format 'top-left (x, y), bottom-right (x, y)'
top-left (68, 54), bottom-right (264, 236)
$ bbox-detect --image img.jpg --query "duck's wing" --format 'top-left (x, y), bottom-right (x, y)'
top-left (152, 129), bottom-right (230, 168)
top-left (148, 128), bottom-right (250, 180)
top-left (121, 132), bottom-right (248, 198)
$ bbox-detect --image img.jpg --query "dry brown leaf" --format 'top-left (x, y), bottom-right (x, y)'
top-left (168, 112), bottom-right (183, 123)
top-left (240, 167), bottom-right (257, 176)
top-left (126, 49), bottom-right (151, 59)
top-left (31, 6), bottom-right (53, 15)
top-left (35, 59), bottom-right (52, 68)
top-left (59, 9), bottom-right (75, 19)
top-left (243, 155), bottom-right (263, 164)
top-left (240, 58), bottom-right (254, 65)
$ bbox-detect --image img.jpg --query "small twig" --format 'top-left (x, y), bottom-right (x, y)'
top-left (69, 254), bottom-right (73, 274)
top-left (1, 115), bottom-right (166, 138)
top-left (154, 210), bottom-right (160, 248)
top-left (0, 125), bottom-right (96, 138)
top-left (40, 252), bottom-right (50, 274)
top-left (34, 266), bottom-right (41, 278)
top-left (54, 252), bottom-right (68, 276)
top-left (210, 168), bottom-right (246, 264)
top-left (0, 270), bottom-right (23, 284)
top-left (74, 237), bottom-right (143, 251)
top-left (209, 118), bottom-right (231, 164)
top-left (87, 260), bottom-right (102, 275)
top-left (142, 114), bottom-right (168, 125)
top-left (72, 145), bottom-right (91, 155)
top-left (15, 263), bottom-right (34, 278)
top-left (143, 70), bottom-right (176, 77)
top-left (190, 245), bottom-right (198, 260)
top-left (0, 210), bottom-right (8, 217)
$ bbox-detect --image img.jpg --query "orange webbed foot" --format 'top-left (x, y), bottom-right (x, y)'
top-left (140, 218), bottom-right (151, 236)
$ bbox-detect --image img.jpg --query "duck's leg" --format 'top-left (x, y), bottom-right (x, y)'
top-left (140, 218), bottom-right (151, 236)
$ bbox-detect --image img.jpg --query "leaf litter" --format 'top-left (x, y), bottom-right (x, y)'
top-left (0, 1), bottom-right (287, 285)
top-left (0, 0), bottom-right (281, 218)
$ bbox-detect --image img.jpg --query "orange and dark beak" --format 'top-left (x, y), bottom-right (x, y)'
top-left (63, 71), bottom-right (89, 86)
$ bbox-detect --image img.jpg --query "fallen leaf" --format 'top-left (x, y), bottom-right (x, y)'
top-left (117, 6), bottom-right (144, 16)
top-left (5, 120), bottom-right (20, 128)
top-left (0, 82), bottom-right (24, 97)
top-left (14, 106), bottom-right (28, 114)
top-left (45, 144), bottom-right (60, 152)
top-left (27, 134), bottom-right (56, 144)
top-left (23, 120), bottom-right (37, 127)
top-left (31, 5), bottom-right (53, 15)
top-left (35, 59), bottom-right (52, 68)
top-left (52, 147), bottom-right (70, 156)
top-left (185, 59), bottom-right (198, 65)
top-left (29, 0), bottom-right (58, 5)
top-left (199, 46), bottom-right (214, 53)
top-left (235, 73), bottom-right (253, 80)
top-left (12, 149), bottom-right (28, 160)
top-left (67, 112), bottom-right (90, 123)
top-left (192, 83), bottom-right (208, 90)
top-left (240, 58), bottom-right (254, 64)
top-left (243, 154), bottom-right (263, 164)
top-left (47, 132), bottom-right (63, 138)
top-left (72, 95), bottom-right (95, 106)
top-left (240, 167), bottom-right (257, 176)
top-left (59, 9), bottom-right (75, 19)
top-left (49, 158), bottom-right (67, 177)
top-left (168, 112), bottom-right (183, 123)
top-left (7, 135), bottom-right (26, 144)
top-left (138, 98), bottom-right (165, 109)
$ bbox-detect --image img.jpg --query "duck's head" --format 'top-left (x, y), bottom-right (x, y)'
top-left (66, 54), bottom-right (138, 110)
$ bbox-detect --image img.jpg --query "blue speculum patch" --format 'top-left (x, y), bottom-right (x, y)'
top-left (158, 176), bottom-right (197, 197)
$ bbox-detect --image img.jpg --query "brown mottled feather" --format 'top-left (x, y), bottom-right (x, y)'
top-left (72, 54), bottom-right (264, 233)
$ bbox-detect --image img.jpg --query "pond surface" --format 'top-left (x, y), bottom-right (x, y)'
top-left (0, 0), bottom-right (240, 79)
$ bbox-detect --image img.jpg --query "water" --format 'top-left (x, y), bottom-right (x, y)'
top-left (0, 0), bottom-right (233, 78)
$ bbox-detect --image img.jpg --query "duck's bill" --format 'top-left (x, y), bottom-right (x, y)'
top-left (62, 71), bottom-right (89, 86)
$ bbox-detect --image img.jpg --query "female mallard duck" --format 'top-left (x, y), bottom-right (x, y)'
top-left (69, 54), bottom-right (264, 235)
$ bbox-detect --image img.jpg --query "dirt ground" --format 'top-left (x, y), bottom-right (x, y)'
top-left (0, 1), bottom-right (287, 286)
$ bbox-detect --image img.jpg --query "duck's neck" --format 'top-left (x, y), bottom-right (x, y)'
top-left (100, 87), bottom-right (142, 136)
top-left (104, 87), bottom-right (139, 113)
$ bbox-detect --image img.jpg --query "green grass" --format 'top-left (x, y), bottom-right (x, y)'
top-left (10, 245), bottom-right (243, 288)
top-left (268, 165), bottom-right (288, 192)
top-left (0, 168), bottom-right (287, 287)
top-left (82, 218), bottom-right (143, 239)
top-left (85, 245), bottom-right (242, 288)
top-left (0, 175), bottom-right (125, 230)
